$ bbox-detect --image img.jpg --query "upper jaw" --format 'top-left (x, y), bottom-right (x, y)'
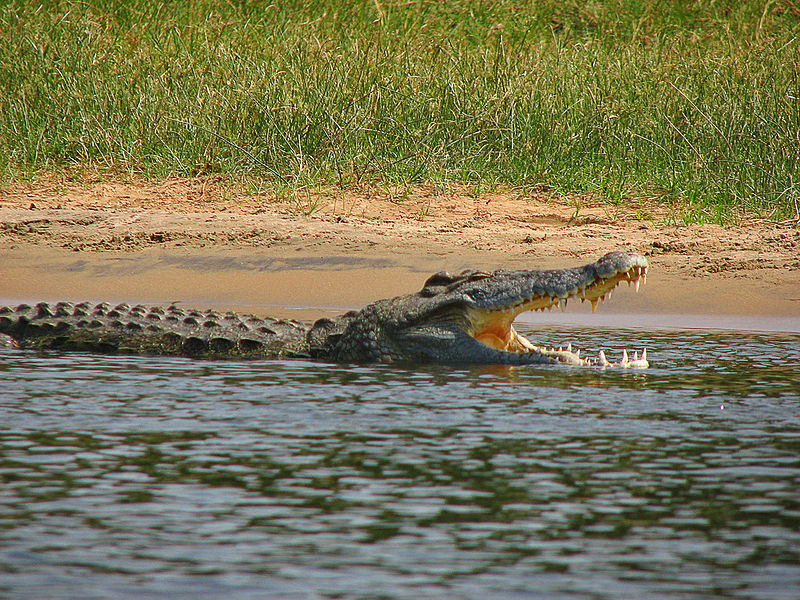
top-left (463, 251), bottom-right (649, 315)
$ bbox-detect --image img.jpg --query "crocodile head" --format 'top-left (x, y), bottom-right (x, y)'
top-left (313, 251), bottom-right (649, 366)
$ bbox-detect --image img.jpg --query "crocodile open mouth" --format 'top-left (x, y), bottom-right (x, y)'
top-left (467, 263), bottom-right (649, 367)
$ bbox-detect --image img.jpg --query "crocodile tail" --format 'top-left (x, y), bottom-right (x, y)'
top-left (0, 301), bottom-right (141, 354)
top-left (0, 303), bottom-right (39, 344)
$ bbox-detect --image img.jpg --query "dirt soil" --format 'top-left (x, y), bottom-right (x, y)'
top-left (1, 177), bottom-right (799, 322)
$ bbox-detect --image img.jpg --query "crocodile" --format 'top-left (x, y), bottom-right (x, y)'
top-left (0, 251), bottom-right (649, 367)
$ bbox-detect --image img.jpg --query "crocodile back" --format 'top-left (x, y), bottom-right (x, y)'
top-left (0, 302), bottom-right (311, 359)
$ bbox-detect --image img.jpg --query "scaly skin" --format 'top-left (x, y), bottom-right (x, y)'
top-left (0, 302), bottom-right (312, 359)
top-left (0, 251), bottom-right (649, 366)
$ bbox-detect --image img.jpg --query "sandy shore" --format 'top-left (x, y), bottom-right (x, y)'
top-left (1, 178), bottom-right (798, 330)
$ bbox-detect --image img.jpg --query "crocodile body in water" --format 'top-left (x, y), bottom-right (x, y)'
top-left (0, 251), bottom-right (649, 366)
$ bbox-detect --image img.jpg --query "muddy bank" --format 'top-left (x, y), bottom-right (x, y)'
top-left (1, 179), bottom-right (798, 329)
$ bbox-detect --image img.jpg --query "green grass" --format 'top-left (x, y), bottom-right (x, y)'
top-left (1, 0), bottom-right (798, 222)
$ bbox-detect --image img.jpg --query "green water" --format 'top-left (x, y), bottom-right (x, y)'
top-left (1, 327), bottom-right (799, 599)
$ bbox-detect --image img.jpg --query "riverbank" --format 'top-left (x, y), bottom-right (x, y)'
top-left (1, 179), bottom-right (798, 330)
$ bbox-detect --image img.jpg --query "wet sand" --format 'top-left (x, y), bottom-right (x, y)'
top-left (3, 245), bottom-right (799, 334)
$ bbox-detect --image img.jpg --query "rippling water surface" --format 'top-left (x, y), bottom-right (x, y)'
top-left (1, 327), bottom-right (799, 599)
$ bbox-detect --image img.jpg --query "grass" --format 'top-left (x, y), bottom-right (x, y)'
top-left (1, 0), bottom-right (798, 223)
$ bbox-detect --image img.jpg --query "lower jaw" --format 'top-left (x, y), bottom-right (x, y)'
top-left (492, 335), bottom-right (649, 368)
top-left (470, 318), bottom-right (649, 368)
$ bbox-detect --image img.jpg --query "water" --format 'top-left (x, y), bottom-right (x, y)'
top-left (1, 326), bottom-right (799, 600)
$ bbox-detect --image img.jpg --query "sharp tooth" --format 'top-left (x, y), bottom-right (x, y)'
top-left (575, 349), bottom-right (581, 358)
top-left (607, 290), bottom-right (613, 300)
top-left (566, 343), bottom-right (572, 353)
top-left (622, 349), bottom-right (630, 365)
top-left (590, 298), bottom-right (599, 312)
top-left (598, 350), bottom-right (610, 366)
top-left (634, 279), bottom-right (640, 292)
top-left (559, 298), bottom-right (567, 311)
top-left (624, 347), bottom-right (650, 368)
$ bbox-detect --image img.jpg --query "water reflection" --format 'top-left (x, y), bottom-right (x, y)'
top-left (0, 328), bottom-right (799, 599)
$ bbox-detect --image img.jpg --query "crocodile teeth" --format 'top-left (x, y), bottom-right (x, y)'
top-left (634, 279), bottom-right (640, 292)
top-left (625, 348), bottom-right (649, 368)
top-left (590, 299), bottom-right (599, 313)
